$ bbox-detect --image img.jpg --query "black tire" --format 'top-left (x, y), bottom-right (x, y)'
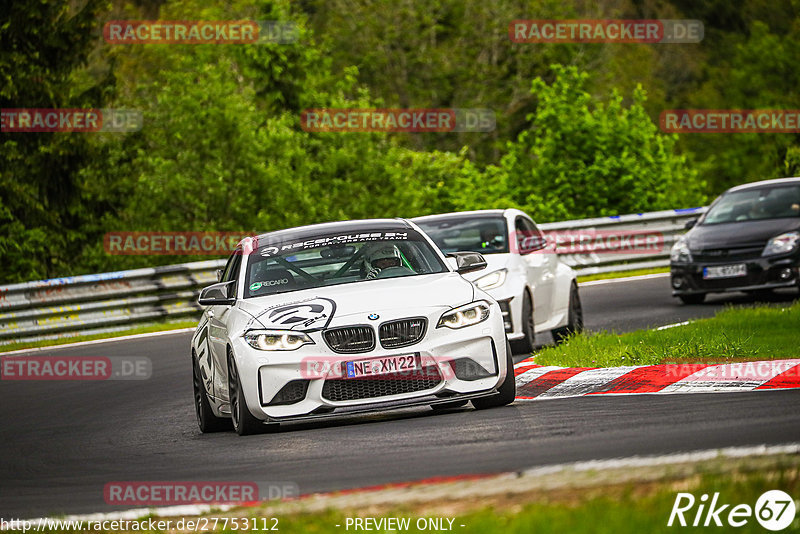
top-left (228, 351), bottom-right (268, 436)
top-left (552, 281), bottom-right (583, 344)
top-left (193, 356), bottom-right (231, 433)
top-left (679, 293), bottom-right (706, 305)
top-left (472, 341), bottom-right (516, 410)
top-left (510, 292), bottom-right (535, 354)
top-left (431, 399), bottom-right (469, 411)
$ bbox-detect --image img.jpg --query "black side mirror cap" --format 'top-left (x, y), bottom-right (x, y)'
top-left (447, 252), bottom-right (488, 274)
top-left (684, 217), bottom-right (698, 230)
top-left (198, 281), bottom-right (236, 306)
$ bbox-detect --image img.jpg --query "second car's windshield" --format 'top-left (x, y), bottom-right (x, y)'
top-left (703, 185), bottom-right (800, 225)
top-left (416, 217), bottom-right (509, 254)
top-left (244, 230), bottom-right (447, 298)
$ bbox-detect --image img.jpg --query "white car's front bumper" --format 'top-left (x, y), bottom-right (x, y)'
top-left (231, 304), bottom-right (508, 421)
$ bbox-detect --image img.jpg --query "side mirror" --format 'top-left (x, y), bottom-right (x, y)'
top-left (215, 269), bottom-right (224, 282)
top-left (447, 252), bottom-right (488, 274)
top-left (198, 281), bottom-right (236, 306)
top-left (684, 217), bottom-right (698, 230)
top-left (521, 235), bottom-right (548, 253)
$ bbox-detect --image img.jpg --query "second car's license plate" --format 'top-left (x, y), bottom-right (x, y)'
top-left (703, 264), bottom-right (747, 279)
top-left (344, 354), bottom-right (419, 378)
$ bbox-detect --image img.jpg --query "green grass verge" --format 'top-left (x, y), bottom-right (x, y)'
top-left (536, 301), bottom-right (800, 368)
top-left (23, 457), bottom-right (800, 533)
top-left (577, 266), bottom-right (669, 283)
top-left (0, 320), bottom-right (197, 353)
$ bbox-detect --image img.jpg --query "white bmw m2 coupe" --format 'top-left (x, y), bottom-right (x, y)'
top-left (191, 219), bottom-right (515, 435)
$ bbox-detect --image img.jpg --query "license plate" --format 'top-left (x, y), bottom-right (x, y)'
top-left (344, 354), bottom-right (419, 379)
top-left (703, 264), bottom-right (747, 279)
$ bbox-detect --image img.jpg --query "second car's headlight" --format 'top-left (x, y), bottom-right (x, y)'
top-left (763, 232), bottom-right (800, 256)
top-left (437, 301), bottom-right (491, 329)
top-left (244, 330), bottom-right (314, 351)
top-left (474, 269), bottom-right (507, 290)
top-left (670, 238), bottom-right (693, 263)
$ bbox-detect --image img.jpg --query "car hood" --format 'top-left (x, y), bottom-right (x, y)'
top-left (459, 254), bottom-right (512, 282)
top-left (236, 272), bottom-right (475, 330)
top-left (689, 218), bottom-right (800, 249)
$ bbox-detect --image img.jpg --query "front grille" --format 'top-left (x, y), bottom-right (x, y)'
top-left (266, 380), bottom-right (308, 406)
top-left (323, 326), bottom-right (375, 353)
top-left (379, 318), bottom-right (427, 349)
top-left (497, 299), bottom-right (512, 333)
top-left (693, 246), bottom-right (764, 263)
top-left (321, 365), bottom-right (442, 401)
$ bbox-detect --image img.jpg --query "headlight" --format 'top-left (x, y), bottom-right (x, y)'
top-left (763, 232), bottom-right (800, 256)
top-left (474, 269), bottom-right (507, 290)
top-left (437, 301), bottom-right (491, 329)
top-left (243, 330), bottom-right (314, 351)
top-left (670, 238), bottom-right (693, 263)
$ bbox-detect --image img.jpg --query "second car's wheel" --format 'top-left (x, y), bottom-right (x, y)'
top-left (510, 292), bottom-right (535, 355)
top-left (228, 351), bottom-right (268, 436)
top-left (193, 356), bottom-right (230, 433)
top-left (679, 293), bottom-right (706, 305)
top-left (552, 281), bottom-right (583, 344)
top-left (472, 341), bottom-right (516, 410)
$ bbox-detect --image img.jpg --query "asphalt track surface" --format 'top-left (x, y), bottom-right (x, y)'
top-left (1, 275), bottom-right (799, 518)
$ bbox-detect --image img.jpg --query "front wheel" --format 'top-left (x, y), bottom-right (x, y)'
top-left (193, 356), bottom-right (230, 433)
top-left (472, 341), bottom-right (516, 410)
top-left (228, 351), bottom-right (269, 436)
top-left (552, 281), bottom-right (583, 344)
top-left (510, 292), bottom-right (535, 354)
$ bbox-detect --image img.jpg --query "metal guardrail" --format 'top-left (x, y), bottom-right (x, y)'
top-left (0, 207), bottom-right (705, 345)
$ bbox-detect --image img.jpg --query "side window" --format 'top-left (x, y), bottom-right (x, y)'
top-left (516, 217), bottom-right (545, 254)
top-left (221, 249), bottom-right (243, 297)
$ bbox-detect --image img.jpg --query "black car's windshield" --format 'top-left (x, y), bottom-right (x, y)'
top-left (244, 229), bottom-right (447, 298)
top-left (702, 185), bottom-right (800, 225)
top-left (416, 217), bottom-right (509, 254)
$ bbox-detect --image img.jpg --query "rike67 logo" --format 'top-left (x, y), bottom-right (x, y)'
top-left (668, 490), bottom-right (797, 530)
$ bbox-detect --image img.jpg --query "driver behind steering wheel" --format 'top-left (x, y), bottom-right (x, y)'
top-left (364, 245), bottom-right (403, 280)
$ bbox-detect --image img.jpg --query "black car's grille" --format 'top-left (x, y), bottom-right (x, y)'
top-left (321, 365), bottom-right (442, 401)
top-left (323, 326), bottom-right (375, 353)
top-left (693, 246), bottom-right (764, 263)
top-left (379, 318), bottom-right (427, 349)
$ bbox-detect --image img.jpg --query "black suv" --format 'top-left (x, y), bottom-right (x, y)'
top-left (670, 177), bottom-right (800, 304)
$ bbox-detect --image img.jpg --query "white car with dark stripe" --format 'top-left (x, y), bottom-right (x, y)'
top-left (191, 219), bottom-right (515, 435)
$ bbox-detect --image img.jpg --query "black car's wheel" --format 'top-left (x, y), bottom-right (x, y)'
top-left (552, 281), bottom-right (583, 344)
top-left (472, 341), bottom-right (516, 410)
top-left (193, 356), bottom-right (231, 433)
top-left (679, 293), bottom-right (706, 304)
top-left (510, 292), bottom-right (535, 354)
top-left (228, 351), bottom-right (268, 436)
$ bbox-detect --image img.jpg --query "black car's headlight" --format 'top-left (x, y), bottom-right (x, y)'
top-left (437, 301), bottom-right (491, 329)
top-left (670, 238), bottom-right (693, 263)
top-left (762, 232), bottom-right (800, 256)
top-left (244, 330), bottom-right (314, 351)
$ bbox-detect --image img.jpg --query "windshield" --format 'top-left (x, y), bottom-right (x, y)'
top-left (416, 217), bottom-right (509, 254)
top-left (244, 229), bottom-right (447, 298)
top-left (702, 185), bottom-right (800, 225)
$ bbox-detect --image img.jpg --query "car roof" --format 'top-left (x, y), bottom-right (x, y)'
top-left (412, 209), bottom-right (520, 222)
top-left (250, 218), bottom-right (415, 245)
top-left (727, 177), bottom-right (800, 193)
